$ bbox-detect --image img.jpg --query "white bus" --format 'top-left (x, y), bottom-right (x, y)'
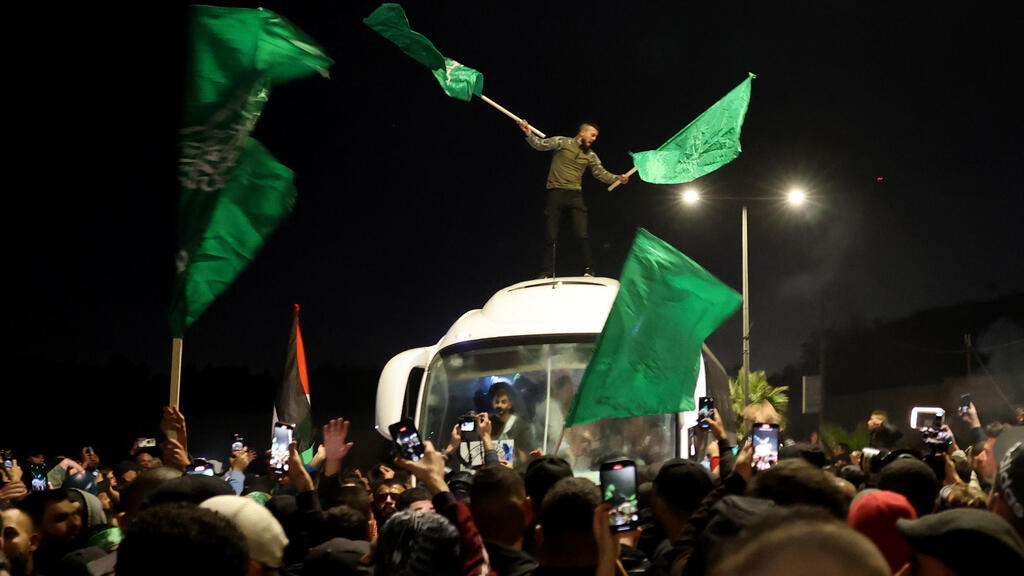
top-left (375, 276), bottom-right (724, 477)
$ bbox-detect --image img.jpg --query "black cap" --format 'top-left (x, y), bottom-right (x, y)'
top-left (896, 508), bottom-right (1024, 573)
top-left (524, 455), bottom-right (573, 504)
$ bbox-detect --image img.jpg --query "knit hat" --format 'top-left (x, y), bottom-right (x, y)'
top-left (847, 490), bottom-right (917, 573)
top-left (200, 494), bottom-right (289, 568)
top-left (524, 455), bottom-right (573, 504)
top-left (896, 508), bottom-right (1024, 573)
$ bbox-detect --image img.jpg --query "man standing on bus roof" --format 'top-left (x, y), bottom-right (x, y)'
top-left (489, 380), bottom-right (536, 466)
top-left (518, 119), bottom-right (629, 278)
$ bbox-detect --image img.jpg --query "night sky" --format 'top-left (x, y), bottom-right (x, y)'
top-left (4, 2), bottom-right (1022, 455)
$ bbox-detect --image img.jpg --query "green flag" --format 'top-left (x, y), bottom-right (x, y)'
top-left (564, 228), bottom-right (742, 428)
top-left (171, 6), bottom-right (333, 337)
top-left (631, 73), bottom-right (754, 184)
top-left (364, 3), bottom-right (483, 102)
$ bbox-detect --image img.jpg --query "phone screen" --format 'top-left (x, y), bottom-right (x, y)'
top-left (232, 433), bottom-right (245, 454)
top-left (600, 459), bottom-right (639, 532)
top-left (270, 423), bottom-right (293, 472)
top-left (751, 423), bottom-right (779, 472)
top-left (389, 419), bottom-right (425, 462)
top-left (698, 397), bottom-right (714, 429)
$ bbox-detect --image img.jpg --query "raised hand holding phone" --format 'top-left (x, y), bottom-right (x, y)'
top-left (270, 422), bottom-right (295, 474)
top-left (600, 459), bottom-right (639, 533)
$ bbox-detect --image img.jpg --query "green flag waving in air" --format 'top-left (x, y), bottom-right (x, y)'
top-left (171, 6), bottom-right (333, 337)
top-left (630, 73), bottom-right (754, 184)
top-left (364, 3), bottom-right (483, 102)
top-left (564, 228), bottom-right (742, 428)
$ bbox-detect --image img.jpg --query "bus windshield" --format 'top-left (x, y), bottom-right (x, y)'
top-left (418, 340), bottom-right (677, 476)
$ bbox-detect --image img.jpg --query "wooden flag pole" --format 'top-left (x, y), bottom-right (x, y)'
top-left (170, 338), bottom-right (183, 409)
top-left (608, 166), bottom-right (637, 191)
top-left (553, 426), bottom-right (567, 457)
top-left (478, 94), bottom-right (546, 138)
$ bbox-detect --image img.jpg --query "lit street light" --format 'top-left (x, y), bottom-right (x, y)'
top-left (683, 188), bottom-right (809, 406)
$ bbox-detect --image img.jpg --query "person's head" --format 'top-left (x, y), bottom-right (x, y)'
top-left (535, 477), bottom-right (601, 567)
top-left (833, 442), bottom-right (851, 457)
top-left (113, 460), bottom-right (140, 486)
top-left (490, 381), bottom-right (516, 423)
top-left (1015, 405), bottom-right (1024, 425)
top-left (576, 122), bottom-right (599, 149)
top-left (524, 456), bottom-right (573, 506)
top-left (322, 505), bottom-right (370, 542)
top-left (847, 490), bottom-right (918, 573)
top-left (868, 410), bottom-right (888, 431)
top-left (708, 506), bottom-right (890, 576)
top-left (470, 465), bottom-right (530, 546)
top-left (652, 459), bottom-right (713, 535)
top-left (117, 502), bottom-right (249, 576)
top-left (974, 422), bottom-right (1010, 483)
top-left (896, 507), bottom-right (1024, 574)
top-left (833, 451), bottom-right (853, 468)
top-left (746, 458), bottom-right (850, 519)
top-left (877, 457), bottom-right (938, 518)
top-left (16, 489), bottom-right (82, 546)
top-left (372, 479), bottom-right (406, 524)
top-left (943, 482), bottom-right (989, 509)
top-left (1, 507), bottom-right (39, 576)
top-left (375, 510), bottom-right (461, 576)
top-left (395, 486), bottom-right (434, 513)
top-left (135, 452), bottom-right (155, 470)
top-left (200, 495), bottom-right (289, 574)
top-left (989, 433), bottom-right (1024, 537)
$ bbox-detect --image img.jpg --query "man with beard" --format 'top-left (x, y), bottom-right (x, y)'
top-left (370, 478), bottom-right (405, 527)
top-left (1, 507), bottom-right (39, 576)
top-left (15, 489), bottom-right (85, 574)
top-left (490, 381), bottom-right (537, 468)
top-left (517, 119), bottom-right (629, 278)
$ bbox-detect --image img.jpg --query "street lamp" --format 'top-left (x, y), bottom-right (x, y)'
top-left (684, 187), bottom-right (809, 406)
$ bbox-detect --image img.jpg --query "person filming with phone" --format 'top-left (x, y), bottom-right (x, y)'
top-left (868, 410), bottom-right (903, 450)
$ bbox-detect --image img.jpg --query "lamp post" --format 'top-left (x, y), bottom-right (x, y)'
top-left (742, 205), bottom-right (750, 404)
top-left (682, 187), bottom-right (807, 408)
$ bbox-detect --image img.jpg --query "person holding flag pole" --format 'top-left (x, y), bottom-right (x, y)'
top-left (517, 118), bottom-right (631, 278)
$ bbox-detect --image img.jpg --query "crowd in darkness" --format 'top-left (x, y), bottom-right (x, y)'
top-left (1, 400), bottom-right (1023, 576)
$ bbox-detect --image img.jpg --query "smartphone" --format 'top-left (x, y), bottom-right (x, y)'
top-left (751, 423), bottom-right (780, 472)
top-left (600, 459), bottom-right (639, 533)
top-left (388, 418), bottom-right (425, 462)
top-left (138, 438), bottom-right (157, 448)
top-left (231, 433), bottom-right (245, 454)
top-left (698, 396), bottom-right (714, 429)
top-left (459, 416), bottom-right (476, 433)
top-left (269, 422), bottom-right (294, 473)
top-left (2, 449), bottom-right (12, 468)
top-left (958, 394), bottom-right (971, 417)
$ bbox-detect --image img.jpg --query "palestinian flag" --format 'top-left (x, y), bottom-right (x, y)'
top-left (275, 304), bottom-right (314, 462)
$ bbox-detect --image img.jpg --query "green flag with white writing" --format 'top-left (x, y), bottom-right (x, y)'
top-left (631, 73), bottom-right (754, 184)
top-left (364, 3), bottom-right (483, 102)
top-left (564, 228), bottom-right (742, 427)
top-left (171, 6), bottom-right (333, 337)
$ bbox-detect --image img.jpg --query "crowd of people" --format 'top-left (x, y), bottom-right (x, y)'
top-left (2, 400), bottom-right (1022, 576)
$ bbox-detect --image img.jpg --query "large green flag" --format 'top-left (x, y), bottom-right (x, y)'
top-left (171, 6), bottom-right (333, 337)
top-left (364, 3), bottom-right (483, 102)
top-left (631, 73), bottom-right (754, 184)
top-left (564, 228), bottom-right (742, 428)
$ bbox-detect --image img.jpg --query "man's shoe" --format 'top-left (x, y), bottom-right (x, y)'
top-left (583, 267), bottom-right (595, 277)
